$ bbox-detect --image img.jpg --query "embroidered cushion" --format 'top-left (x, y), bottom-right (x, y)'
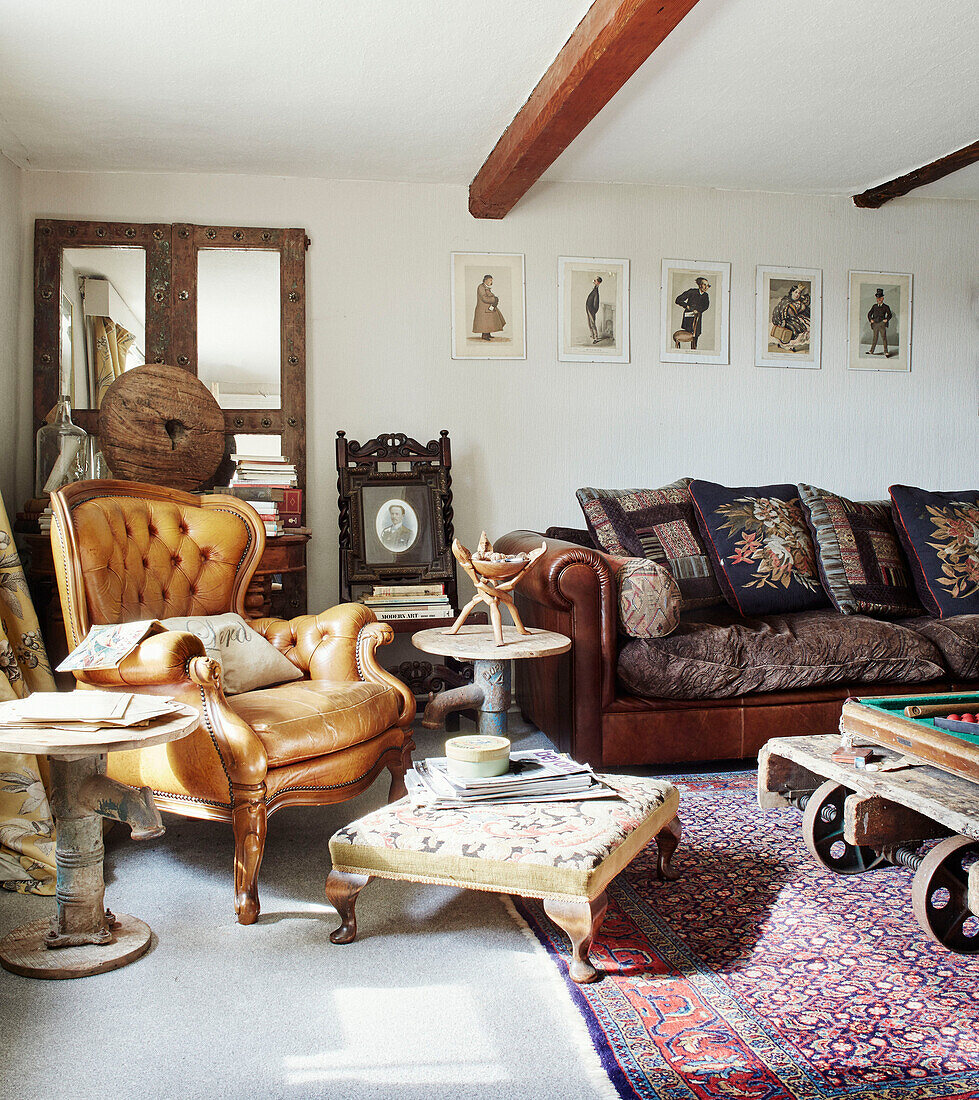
top-left (576, 480), bottom-right (722, 609)
top-left (607, 556), bottom-right (681, 639)
top-left (688, 480), bottom-right (828, 615)
top-left (798, 484), bottom-right (921, 617)
top-left (889, 485), bottom-right (979, 617)
top-left (161, 611), bottom-right (304, 695)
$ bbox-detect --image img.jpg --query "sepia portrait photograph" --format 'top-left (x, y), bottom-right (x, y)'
top-left (451, 252), bottom-right (526, 359)
top-left (361, 484), bottom-right (434, 566)
top-left (375, 498), bottom-right (418, 553)
top-left (660, 259), bottom-right (730, 364)
top-left (848, 271), bottom-right (912, 372)
top-left (755, 266), bottom-right (822, 369)
top-left (558, 257), bottom-right (630, 363)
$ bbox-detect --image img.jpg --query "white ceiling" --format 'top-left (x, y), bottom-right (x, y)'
top-left (1, 0), bottom-right (975, 200)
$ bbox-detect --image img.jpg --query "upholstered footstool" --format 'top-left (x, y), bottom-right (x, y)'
top-left (325, 775), bottom-right (681, 983)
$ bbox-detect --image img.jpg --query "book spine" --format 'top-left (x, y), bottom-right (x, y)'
top-left (224, 486), bottom-right (285, 502)
top-left (373, 609), bottom-right (454, 621)
top-left (281, 488), bottom-right (302, 513)
top-left (371, 584), bottom-right (445, 597)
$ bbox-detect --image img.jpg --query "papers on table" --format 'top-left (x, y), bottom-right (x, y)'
top-left (0, 691), bottom-right (185, 732)
top-left (406, 749), bottom-right (618, 809)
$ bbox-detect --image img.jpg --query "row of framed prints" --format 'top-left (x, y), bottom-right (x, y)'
top-left (449, 251), bottom-right (913, 372)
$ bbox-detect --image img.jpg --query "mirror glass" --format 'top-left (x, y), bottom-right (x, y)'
top-left (197, 249), bottom-right (281, 409)
top-left (61, 247), bottom-right (147, 409)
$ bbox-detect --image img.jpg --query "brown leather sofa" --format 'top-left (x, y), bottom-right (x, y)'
top-left (496, 531), bottom-right (976, 770)
top-left (51, 480), bottom-right (415, 924)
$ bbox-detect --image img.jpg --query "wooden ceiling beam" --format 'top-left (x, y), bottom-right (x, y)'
top-left (468, 0), bottom-right (701, 219)
top-left (853, 140), bottom-right (979, 208)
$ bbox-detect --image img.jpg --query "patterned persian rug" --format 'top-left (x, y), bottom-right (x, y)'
top-left (515, 772), bottom-right (979, 1099)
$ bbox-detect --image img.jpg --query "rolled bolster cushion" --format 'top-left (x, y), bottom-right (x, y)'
top-left (77, 629), bottom-right (207, 687)
top-left (607, 556), bottom-right (681, 639)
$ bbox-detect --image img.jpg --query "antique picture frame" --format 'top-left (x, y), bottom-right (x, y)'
top-left (755, 265), bottom-right (822, 369)
top-left (339, 464), bottom-right (454, 588)
top-left (660, 259), bottom-right (731, 365)
top-left (847, 270), bottom-right (913, 372)
top-left (451, 251), bottom-right (526, 360)
top-left (558, 256), bottom-right (630, 363)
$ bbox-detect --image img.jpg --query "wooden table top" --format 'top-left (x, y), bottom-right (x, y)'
top-left (411, 625), bottom-right (571, 661)
top-left (0, 704), bottom-right (199, 758)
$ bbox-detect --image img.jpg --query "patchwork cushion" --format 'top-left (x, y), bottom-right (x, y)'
top-left (576, 480), bottom-right (722, 608)
top-left (161, 611), bottom-right (303, 695)
top-left (901, 615), bottom-right (979, 680)
top-left (329, 775), bottom-right (680, 902)
top-left (689, 480), bottom-right (828, 616)
top-left (608, 556), bottom-right (681, 639)
top-left (228, 679), bottom-right (402, 766)
top-left (617, 608), bottom-right (945, 701)
top-left (798, 484), bottom-right (921, 617)
top-left (889, 485), bottom-right (979, 617)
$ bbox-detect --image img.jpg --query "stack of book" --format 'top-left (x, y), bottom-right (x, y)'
top-left (362, 583), bottom-right (453, 621)
top-left (227, 453), bottom-right (301, 536)
top-left (406, 749), bottom-right (613, 809)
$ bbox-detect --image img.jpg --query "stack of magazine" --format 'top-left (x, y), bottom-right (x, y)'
top-left (406, 749), bottom-right (615, 809)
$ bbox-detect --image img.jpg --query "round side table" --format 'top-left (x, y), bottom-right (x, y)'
top-left (413, 625), bottom-right (570, 738)
top-left (0, 706), bottom-right (198, 979)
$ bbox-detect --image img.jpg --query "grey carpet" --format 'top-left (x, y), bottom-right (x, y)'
top-left (0, 721), bottom-right (613, 1100)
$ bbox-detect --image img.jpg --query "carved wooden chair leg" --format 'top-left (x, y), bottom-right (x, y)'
top-left (325, 871), bottom-right (373, 944)
top-left (654, 815), bottom-right (682, 881)
top-left (387, 741), bottom-right (412, 803)
top-left (542, 891), bottom-right (608, 983)
top-left (232, 783), bottom-right (268, 925)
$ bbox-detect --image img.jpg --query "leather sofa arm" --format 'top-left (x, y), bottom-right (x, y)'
top-left (495, 531), bottom-right (618, 709)
top-left (74, 629), bottom-right (207, 688)
top-left (250, 604), bottom-right (415, 727)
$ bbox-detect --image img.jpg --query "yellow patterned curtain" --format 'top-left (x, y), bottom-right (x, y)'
top-left (92, 316), bottom-right (136, 408)
top-left (0, 493), bottom-right (57, 895)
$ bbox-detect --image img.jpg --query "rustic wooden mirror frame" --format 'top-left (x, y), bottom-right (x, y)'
top-left (33, 218), bottom-right (308, 520)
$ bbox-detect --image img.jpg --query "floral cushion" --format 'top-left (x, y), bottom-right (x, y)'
top-left (889, 485), bottom-right (979, 617)
top-left (688, 480), bottom-right (828, 616)
top-left (798, 484), bottom-right (921, 617)
top-left (329, 774), bottom-right (680, 901)
top-left (576, 480), bottom-right (722, 608)
top-left (608, 556), bottom-right (681, 639)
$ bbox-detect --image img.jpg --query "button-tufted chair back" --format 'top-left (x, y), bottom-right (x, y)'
top-left (50, 480), bottom-right (265, 647)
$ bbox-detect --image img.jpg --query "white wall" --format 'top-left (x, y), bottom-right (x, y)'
top-left (18, 170), bottom-right (979, 610)
top-left (0, 154), bottom-right (24, 508)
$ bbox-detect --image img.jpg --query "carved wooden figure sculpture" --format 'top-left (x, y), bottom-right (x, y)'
top-left (448, 532), bottom-right (547, 646)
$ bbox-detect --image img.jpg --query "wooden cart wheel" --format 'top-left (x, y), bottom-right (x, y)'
top-left (801, 780), bottom-right (888, 875)
top-left (911, 835), bottom-right (979, 953)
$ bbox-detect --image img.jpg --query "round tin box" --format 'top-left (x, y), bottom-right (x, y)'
top-left (445, 735), bottom-right (511, 778)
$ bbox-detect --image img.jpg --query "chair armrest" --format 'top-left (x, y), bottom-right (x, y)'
top-left (251, 604), bottom-right (415, 727)
top-left (74, 630), bottom-right (207, 688)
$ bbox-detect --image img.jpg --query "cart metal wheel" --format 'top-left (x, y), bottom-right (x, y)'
top-left (911, 835), bottom-right (979, 953)
top-left (801, 780), bottom-right (888, 875)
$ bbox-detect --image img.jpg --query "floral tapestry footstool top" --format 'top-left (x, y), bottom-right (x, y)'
top-left (330, 774), bottom-right (679, 900)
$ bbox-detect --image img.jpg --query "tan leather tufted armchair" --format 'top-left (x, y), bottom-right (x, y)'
top-left (50, 479), bottom-right (415, 924)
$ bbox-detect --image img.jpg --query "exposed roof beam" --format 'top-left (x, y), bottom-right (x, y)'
top-left (853, 140), bottom-right (979, 208)
top-left (469, 0), bottom-right (701, 219)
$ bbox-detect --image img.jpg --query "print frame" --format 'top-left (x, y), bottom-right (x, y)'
top-left (847, 270), bottom-right (912, 372)
top-left (755, 265), bottom-right (822, 369)
top-left (451, 251), bottom-right (526, 360)
top-left (660, 259), bottom-right (731, 365)
top-left (558, 256), bottom-right (630, 363)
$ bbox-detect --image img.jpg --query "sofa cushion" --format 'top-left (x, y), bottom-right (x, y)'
top-left (161, 611), bottom-right (304, 695)
top-left (576, 480), bottom-right (722, 608)
top-left (798, 484), bottom-right (921, 617)
top-left (227, 679), bottom-right (402, 767)
top-left (617, 608), bottom-right (945, 701)
top-left (608, 556), bottom-right (681, 639)
top-left (901, 615), bottom-right (979, 680)
top-left (889, 485), bottom-right (979, 617)
top-left (689, 480), bottom-right (828, 616)
top-left (543, 526), bottom-right (596, 549)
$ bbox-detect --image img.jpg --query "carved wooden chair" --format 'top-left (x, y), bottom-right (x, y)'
top-left (50, 479), bottom-right (415, 924)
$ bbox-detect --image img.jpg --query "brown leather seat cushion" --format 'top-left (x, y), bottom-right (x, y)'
top-left (900, 615), bottom-right (979, 680)
top-left (227, 679), bottom-right (402, 767)
top-left (618, 608), bottom-right (946, 701)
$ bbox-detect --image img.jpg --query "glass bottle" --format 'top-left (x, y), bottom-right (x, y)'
top-left (35, 395), bottom-right (88, 497)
